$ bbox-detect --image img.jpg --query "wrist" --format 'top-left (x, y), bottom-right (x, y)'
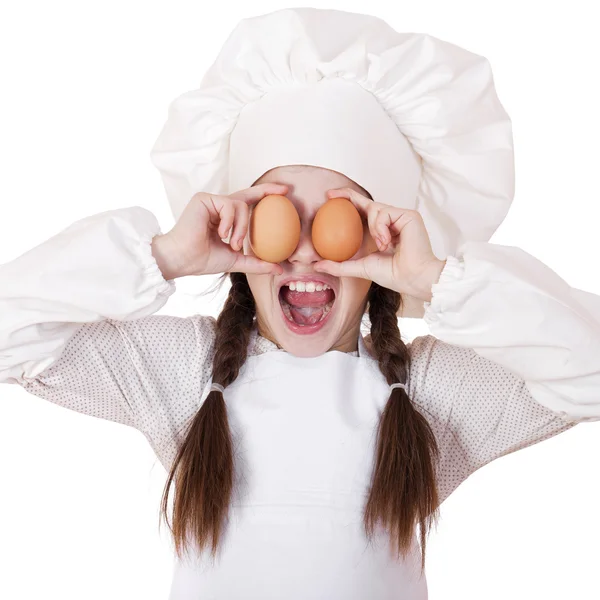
top-left (151, 233), bottom-right (183, 281)
top-left (408, 258), bottom-right (446, 302)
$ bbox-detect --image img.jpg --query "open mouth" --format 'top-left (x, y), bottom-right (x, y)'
top-left (278, 279), bottom-right (336, 333)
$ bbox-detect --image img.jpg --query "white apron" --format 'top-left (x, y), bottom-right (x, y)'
top-left (168, 343), bottom-right (428, 599)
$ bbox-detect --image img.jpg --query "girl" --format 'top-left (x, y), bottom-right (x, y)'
top-left (1, 7), bottom-right (599, 599)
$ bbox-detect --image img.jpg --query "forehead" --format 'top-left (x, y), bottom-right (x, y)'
top-left (253, 165), bottom-right (370, 215)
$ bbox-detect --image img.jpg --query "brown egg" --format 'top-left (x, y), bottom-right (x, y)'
top-left (249, 194), bottom-right (301, 263)
top-left (312, 198), bottom-right (364, 262)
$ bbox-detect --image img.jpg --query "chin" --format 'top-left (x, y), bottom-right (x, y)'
top-left (275, 327), bottom-right (335, 357)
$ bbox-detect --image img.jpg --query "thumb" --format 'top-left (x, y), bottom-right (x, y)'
top-left (229, 253), bottom-right (283, 276)
top-left (314, 258), bottom-right (371, 280)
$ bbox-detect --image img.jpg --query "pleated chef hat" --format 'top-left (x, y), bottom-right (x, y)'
top-left (150, 7), bottom-right (515, 318)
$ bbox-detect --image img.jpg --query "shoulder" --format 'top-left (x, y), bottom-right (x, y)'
top-left (406, 334), bottom-right (478, 422)
top-left (188, 314), bottom-right (218, 355)
top-left (407, 334), bottom-right (477, 375)
top-left (107, 313), bottom-right (219, 466)
top-left (104, 313), bottom-right (218, 370)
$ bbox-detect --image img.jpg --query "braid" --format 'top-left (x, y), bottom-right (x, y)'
top-left (159, 274), bottom-right (440, 568)
top-left (160, 272), bottom-right (255, 559)
top-left (364, 283), bottom-right (440, 572)
top-left (212, 272), bottom-right (256, 387)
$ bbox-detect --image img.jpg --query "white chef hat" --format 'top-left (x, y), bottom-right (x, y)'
top-left (150, 7), bottom-right (514, 318)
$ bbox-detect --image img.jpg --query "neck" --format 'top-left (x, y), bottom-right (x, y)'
top-left (329, 327), bottom-right (360, 353)
top-left (255, 317), bottom-right (361, 354)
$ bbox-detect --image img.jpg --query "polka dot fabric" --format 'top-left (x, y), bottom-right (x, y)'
top-left (19, 314), bottom-right (575, 499)
top-left (406, 335), bottom-right (576, 504)
top-left (20, 314), bottom-right (213, 470)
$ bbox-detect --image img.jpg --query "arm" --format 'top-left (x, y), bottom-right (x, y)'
top-left (0, 208), bottom-right (216, 461)
top-left (18, 314), bottom-right (217, 467)
top-left (416, 241), bottom-right (600, 423)
top-left (407, 335), bottom-right (576, 505)
top-left (0, 206), bottom-right (175, 385)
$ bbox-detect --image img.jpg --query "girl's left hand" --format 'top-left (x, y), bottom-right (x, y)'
top-left (313, 187), bottom-right (446, 302)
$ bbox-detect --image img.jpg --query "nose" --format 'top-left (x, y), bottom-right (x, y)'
top-left (287, 220), bottom-right (320, 265)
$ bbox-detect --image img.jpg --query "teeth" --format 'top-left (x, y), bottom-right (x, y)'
top-left (284, 281), bottom-right (331, 293)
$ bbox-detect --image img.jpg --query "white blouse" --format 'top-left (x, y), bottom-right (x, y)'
top-left (0, 205), bottom-right (598, 509)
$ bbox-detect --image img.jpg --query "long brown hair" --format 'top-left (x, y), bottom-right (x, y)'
top-left (159, 272), bottom-right (440, 570)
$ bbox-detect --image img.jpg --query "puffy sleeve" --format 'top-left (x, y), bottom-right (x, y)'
top-left (0, 207), bottom-right (217, 465)
top-left (423, 241), bottom-right (600, 423)
top-left (407, 335), bottom-right (576, 505)
top-left (0, 206), bottom-right (175, 384)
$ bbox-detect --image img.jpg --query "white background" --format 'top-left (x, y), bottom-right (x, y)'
top-left (1, 1), bottom-right (599, 599)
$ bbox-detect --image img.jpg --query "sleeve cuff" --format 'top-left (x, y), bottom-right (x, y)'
top-left (139, 228), bottom-right (177, 297)
top-left (115, 205), bottom-right (177, 302)
top-left (423, 254), bottom-right (465, 325)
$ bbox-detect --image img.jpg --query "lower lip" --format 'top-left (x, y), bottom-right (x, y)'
top-left (278, 293), bottom-right (335, 335)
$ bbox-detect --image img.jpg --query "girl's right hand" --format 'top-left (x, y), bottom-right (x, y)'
top-left (155, 183), bottom-right (289, 278)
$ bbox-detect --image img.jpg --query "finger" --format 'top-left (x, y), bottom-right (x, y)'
top-left (328, 187), bottom-right (387, 251)
top-left (327, 187), bottom-right (372, 216)
top-left (217, 199), bottom-right (236, 239)
top-left (329, 187), bottom-right (417, 241)
top-left (198, 193), bottom-right (234, 233)
top-left (229, 253), bottom-right (284, 276)
top-left (230, 182), bottom-right (290, 206)
top-left (229, 201), bottom-right (250, 251)
top-left (313, 258), bottom-right (371, 280)
top-left (373, 209), bottom-right (394, 250)
top-left (367, 206), bottom-right (388, 251)
top-left (377, 207), bottom-right (419, 241)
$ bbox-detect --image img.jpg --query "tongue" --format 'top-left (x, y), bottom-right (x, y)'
top-left (290, 306), bottom-right (325, 325)
top-left (281, 287), bottom-right (334, 307)
top-left (280, 286), bottom-right (335, 326)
